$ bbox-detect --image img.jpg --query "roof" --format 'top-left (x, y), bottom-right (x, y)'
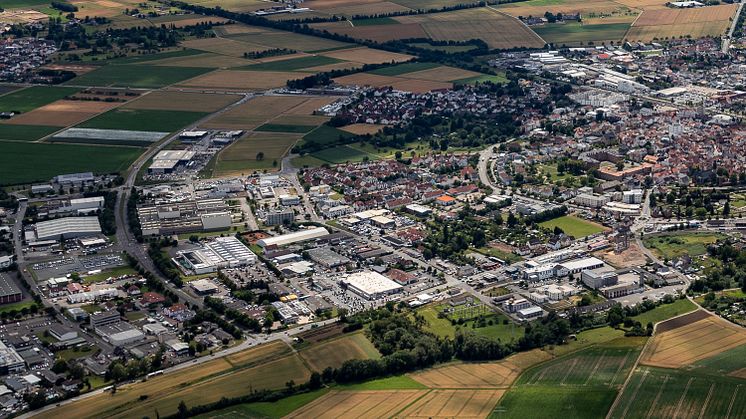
top-left (343, 271), bottom-right (402, 296)
top-left (559, 257), bottom-right (605, 271)
top-left (257, 227), bottom-right (329, 248)
top-left (0, 274), bottom-right (21, 298)
top-left (35, 216), bottom-right (101, 240)
top-left (436, 195), bottom-right (456, 202)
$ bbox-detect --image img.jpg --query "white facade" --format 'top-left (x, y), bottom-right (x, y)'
top-left (257, 227), bottom-right (329, 248)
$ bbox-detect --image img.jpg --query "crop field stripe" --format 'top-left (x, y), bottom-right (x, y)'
top-left (391, 389), bottom-right (433, 418)
top-left (725, 384), bottom-right (740, 419)
top-left (672, 377), bottom-right (694, 418)
top-left (698, 383), bottom-right (716, 419)
top-left (619, 369), bottom-right (649, 418)
top-left (646, 375), bottom-right (669, 419)
top-left (610, 351), bottom-right (632, 386)
top-left (560, 358), bottom-right (578, 385)
top-left (584, 351), bottom-right (607, 386)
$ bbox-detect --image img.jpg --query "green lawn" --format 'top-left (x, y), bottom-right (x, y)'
top-left (301, 125), bottom-right (355, 147)
top-left (0, 140), bottom-right (142, 185)
top-left (532, 22), bottom-right (632, 45)
top-left (82, 266), bottom-right (139, 283)
top-left (0, 86), bottom-right (79, 113)
top-left (0, 124), bottom-right (62, 141)
top-left (368, 62), bottom-right (439, 76)
top-left (68, 65), bottom-right (211, 88)
top-left (56, 346), bottom-right (94, 362)
top-left (108, 48), bottom-right (203, 65)
top-left (0, 300), bottom-right (37, 315)
top-left (631, 298), bottom-right (697, 326)
top-left (78, 109), bottom-right (208, 132)
top-left (311, 145), bottom-right (377, 164)
top-left (3, 0), bottom-right (49, 7)
top-left (474, 246), bottom-right (523, 263)
top-left (418, 303), bottom-right (520, 341)
top-left (194, 389), bottom-right (329, 419)
top-left (241, 55), bottom-right (341, 71)
top-left (642, 232), bottom-right (725, 260)
top-left (256, 123), bottom-right (319, 133)
top-left (494, 386), bottom-right (618, 419)
top-left (539, 215), bottom-right (607, 238)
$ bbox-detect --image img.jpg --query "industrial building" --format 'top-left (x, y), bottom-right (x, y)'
top-left (90, 310), bottom-right (121, 330)
top-left (307, 247), bottom-right (350, 268)
top-left (138, 199), bottom-right (231, 236)
top-left (257, 227), bottom-right (329, 248)
top-left (0, 274), bottom-right (22, 305)
top-left (177, 236), bottom-right (256, 274)
top-left (53, 172), bottom-right (94, 186)
top-left (264, 209), bottom-right (295, 226)
top-left (44, 196), bottom-right (104, 217)
top-left (583, 268), bottom-right (643, 298)
top-left (97, 323), bottom-right (146, 347)
top-left (0, 340), bottom-right (25, 375)
top-left (34, 216), bottom-right (102, 241)
top-left (148, 150), bottom-right (196, 174)
top-left (190, 279), bottom-right (219, 295)
top-left (341, 271), bottom-right (403, 300)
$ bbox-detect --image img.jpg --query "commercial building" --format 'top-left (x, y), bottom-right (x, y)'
top-left (581, 267), bottom-right (618, 289)
top-left (0, 274), bottom-right (22, 305)
top-left (0, 255), bottom-right (14, 269)
top-left (517, 306), bottom-right (543, 319)
top-left (53, 172), bottom-right (94, 186)
top-left (46, 196), bottom-right (104, 216)
top-left (178, 236), bottom-right (256, 274)
top-left (405, 204), bottom-right (432, 217)
top-left (307, 247), bottom-right (350, 268)
top-left (190, 279), bottom-right (219, 295)
top-left (622, 189), bottom-right (644, 204)
top-left (34, 216), bottom-right (102, 240)
top-left (66, 288), bottom-right (118, 304)
top-left (97, 323), bottom-right (146, 347)
top-left (264, 209), bottom-right (295, 226)
top-left (0, 340), bottom-right (25, 375)
top-left (556, 257), bottom-right (605, 277)
top-left (257, 227), bottom-right (329, 248)
top-left (341, 271), bottom-right (403, 300)
top-left (148, 150), bottom-right (196, 174)
top-left (138, 199), bottom-right (231, 236)
top-left (574, 193), bottom-right (610, 208)
top-left (90, 310), bottom-right (121, 330)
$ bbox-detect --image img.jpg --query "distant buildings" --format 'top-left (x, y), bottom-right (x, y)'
top-left (138, 199), bottom-right (231, 236)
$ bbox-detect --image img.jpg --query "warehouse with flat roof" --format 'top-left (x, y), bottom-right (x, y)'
top-left (34, 216), bottom-right (102, 241)
top-left (0, 274), bottom-right (22, 305)
top-left (257, 227), bottom-right (329, 248)
top-left (342, 271), bottom-right (403, 300)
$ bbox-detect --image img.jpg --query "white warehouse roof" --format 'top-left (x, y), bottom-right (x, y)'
top-left (343, 271), bottom-right (402, 298)
top-left (257, 227), bottom-right (329, 248)
top-left (35, 216), bottom-right (101, 240)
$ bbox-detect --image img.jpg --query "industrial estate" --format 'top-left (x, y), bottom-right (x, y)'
top-left (2, 0), bottom-right (746, 417)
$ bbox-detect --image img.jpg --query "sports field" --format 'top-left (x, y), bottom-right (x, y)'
top-left (609, 366), bottom-right (746, 419)
top-left (0, 141), bottom-right (142, 185)
top-left (539, 215), bottom-right (608, 237)
top-left (640, 311), bottom-right (746, 369)
top-left (642, 232), bottom-right (725, 260)
top-left (68, 65), bottom-right (211, 88)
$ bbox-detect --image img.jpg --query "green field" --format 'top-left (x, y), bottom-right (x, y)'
top-left (418, 303), bottom-right (520, 342)
top-left (310, 145), bottom-right (377, 164)
top-left (256, 123), bottom-right (318, 133)
top-left (691, 343), bottom-right (746, 376)
top-left (494, 337), bottom-right (646, 418)
top-left (68, 65), bottom-right (211, 88)
top-left (82, 266), bottom-right (139, 283)
top-left (298, 332), bottom-right (380, 371)
top-left (609, 366), bottom-right (746, 419)
top-left (194, 389), bottom-right (330, 419)
top-left (352, 17), bottom-right (400, 26)
top-left (454, 74), bottom-right (508, 85)
top-left (215, 133), bottom-right (298, 174)
top-left (3, 0), bottom-right (49, 7)
top-left (242, 55), bottom-right (341, 71)
top-left (539, 215), bottom-right (607, 238)
top-left (631, 299), bottom-right (697, 326)
top-left (368, 62), bottom-right (439, 76)
top-left (109, 48), bottom-right (204, 64)
top-left (0, 141), bottom-right (142, 185)
top-left (643, 232), bottom-right (725, 260)
top-left (0, 86), bottom-right (79, 113)
top-left (532, 22), bottom-right (632, 45)
top-left (301, 125), bottom-right (355, 147)
top-left (0, 300), bottom-right (37, 315)
top-left (78, 109), bottom-right (208, 132)
top-left (0, 124), bottom-right (61, 141)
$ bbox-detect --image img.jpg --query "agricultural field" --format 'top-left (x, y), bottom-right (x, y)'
top-left (399, 389), bottom-right (506, 418)
top-left (539, 215), bottom-right (608, 238)
top-left (213, 132), bottom-right (299, 175)
top-left (4, 100), bottom-right (122, 127)
top-left (318, 47), bottom-right (412, 65)
top-left (194, 389), bottom-right (330, 419)
top-left (0, 86), bottom-right (79, 113)
top-left (609, 366), bottom-right (746, 419)
top-left (0, 124), bottom-right (61, 142)
top-left (497, 0), bottom-right (634, 18)
top-left (340, 123), bottom-right (387, 135)
top-left (50, 127), bottom-right (167, 147)
top-left (242, 55), bottom-right (342, 71)
top-left (176, 69), bottom-right (299, 91)
top-left (123, 91), bottom-right (240, 112)
top-left (494, 337), bottom-right (646, 419)
top-left (67, 65), bottom-right (211, 88)
top-left (532, 21), bottom-right (633, 45)
top-left (630, 298), bottom-right (697, 326)
top-left (309, 145), bottom-right (379, 164)
top-left (310, 21), bottom-right (429, 43)
top-left (642, 232), bottom-right (725, 260)
top-left (333, 62), bottom-right (491, 93)
top-left (202, 95), bottom-right (328, 130)
top-left (298, 332), bottom-right (381, 371)
top-left (221, 27), bottom-right (352, 53)
top-left (77, 108), bottom-right (208, 132)
top-left (627, 4), bottom-right (737, 41)
top-left (285, 390), bottom-right (429, 418)
top-left (640, 310), bottom-right (746, 368)
top-left (0, 141), bottom-right (142, 185)
top-left (395, 7), bottom-right (545, 49)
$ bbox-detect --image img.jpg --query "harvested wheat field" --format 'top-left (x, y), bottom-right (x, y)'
top-left (202, 95), bottom-right (311, 129)
top-left (402, 66), bottom-right (481, 82)
top-left (124, 91), bottom-right (239, 112)
top-left (320, 47), bottom-right (413, 64)
top-left (182, 37), bottom-right (266, 57)
top-left (334, 73), bottom-right (405, 87)
top-left (340, 123), bottom-right (387, 135)
top-left (498, 0), bottom-right (632, 18)
top-left (177, 70), bottom-right (298, 91)
top-left (627, 4), bottom-right (736, 41)
top-left (313, 22), bottom-right (429, 43)
top-left (640, 311), bottom-right (746, 368)
top-left (626, 20), bottom-right (732, 41)
top-left (285, 390), bottom-right (428, 419)
top-left (389, 79), bottom-right (452, 93)
top-left (395, 7), bottom-right (544, 49)
top-left (42, 64), bottom-right (99, 75)
top-left (146, 53), bottom-right (254, 68)
top-left (5, 100), bottom-right (121, 127)
top-left (616, 0), bottom-right (669, 10)
top-left (398, 389), bottom-right (505, 418)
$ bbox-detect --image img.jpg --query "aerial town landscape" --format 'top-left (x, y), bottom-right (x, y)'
top-left (2, 0), bottom-right (746, 417)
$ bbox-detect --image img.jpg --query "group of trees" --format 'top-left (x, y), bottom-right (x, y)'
top-left (651, 187), bottom-right (732, 219)
top-left (691, 242), bottom-right (746, 292)
top-left (244, 48), bottom-right (295, 59)
top-left (148, 239), bottom-right (183, 287)
top-left (204, 296), bottom-right (263, 332)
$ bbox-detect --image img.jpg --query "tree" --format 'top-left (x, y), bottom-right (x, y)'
top-left (177, 400), bottom-right (188, 418)
top-left (606, 304), bottom-right (625, 327)
top-left (256, 152), bottom-right (265, 161)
